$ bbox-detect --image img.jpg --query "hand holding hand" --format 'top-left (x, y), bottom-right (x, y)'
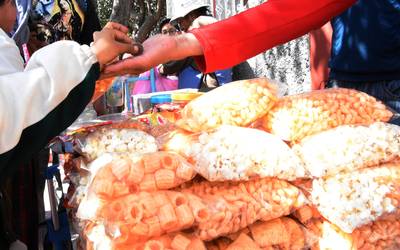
top-left (91, 22), bottom-right (143, 70)
top-left (101, 32), bottom-right (203, 78)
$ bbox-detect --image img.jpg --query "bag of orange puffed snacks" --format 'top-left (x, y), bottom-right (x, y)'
top-left (87, 178), bottom-right (306, 243)
top-left (177, 78), bottom-right (278, 132)
top-left (182, 178), bottom-right (307, 241)
top-left (205, 217), bottom-right (307, 250)
top-left (260, 88), bottom-right (393, 142)
top-left (76, 151), bottom-right (196, 221)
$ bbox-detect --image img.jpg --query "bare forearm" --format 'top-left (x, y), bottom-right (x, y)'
top-left (172, 33), bottom-right (204, 60)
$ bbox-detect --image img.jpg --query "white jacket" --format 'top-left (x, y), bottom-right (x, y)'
top-left (0, 28), bottom-right (98, 155)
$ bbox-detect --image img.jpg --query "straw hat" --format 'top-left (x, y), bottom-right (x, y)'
top-left (170, 0), bottom-right (210, 22)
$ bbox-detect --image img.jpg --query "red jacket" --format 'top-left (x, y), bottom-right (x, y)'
top-left (190, 0), bottom-right (356, 73)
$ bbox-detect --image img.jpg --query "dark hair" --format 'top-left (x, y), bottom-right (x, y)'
top-left (188, 6), bottom-right (212, 18)
top-left (0, 0), bottom-right (6, 6)
top-left (159, 18), bottom-right (171, 33)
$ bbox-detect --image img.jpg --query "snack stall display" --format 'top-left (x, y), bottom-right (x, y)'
top-left (58, 78), bottom-right (399, 250)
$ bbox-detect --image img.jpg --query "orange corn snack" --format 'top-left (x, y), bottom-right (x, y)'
top-left (250, 219), bottom-right (289, 247)
top-left (226, 233), bottom-right (261, 250)
top-left (110, 233), bottom-right (205, 250)
top-left (182, 178), bottom-right (306, 241)
top-left (171, 234), bottom-right (191, 250)
top-left (261, 88), bottom-right (393, 142)
top-left (89, 152), bottom-right (196, 202)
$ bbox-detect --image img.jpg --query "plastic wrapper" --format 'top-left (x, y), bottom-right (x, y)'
top-left (85, 223), bottom-right (207, 250)
top-left (206, 217), bottom-right (307, 250)
top-left (305, 212), bottom-right (400, 250)
top-left (311, 162), bottom-right (400, 233)
top-left (84, 178), bottom-right (305, 243)
top-left (183, 178), bottom-right (307, 240)
top-left (292, 122), bottom-right (400, 177)
top-left (176, 78), bottom-right (278, 132)
top-left (89, 151), bottom-right (196, 197)
top-left (261, 88), bottom-right (393, 142)
top-left (188, 125), bottom-right (306, 181)
top-left (77, 151), bottom-right (196, 221)
top-left (77, 124), bottom-right (158, 161)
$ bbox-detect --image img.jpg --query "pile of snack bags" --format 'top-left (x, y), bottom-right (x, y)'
top-left (61, 78), bottom-right (400, 250)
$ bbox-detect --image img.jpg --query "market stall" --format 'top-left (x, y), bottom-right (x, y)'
top-left (55, 78), bottom-right (399, 249)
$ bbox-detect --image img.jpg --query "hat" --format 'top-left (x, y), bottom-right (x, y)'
top-left (170, 0), bottom-right (210, 22)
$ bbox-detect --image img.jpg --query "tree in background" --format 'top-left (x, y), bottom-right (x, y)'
top-left (96, 0), bottom-right (166, 42)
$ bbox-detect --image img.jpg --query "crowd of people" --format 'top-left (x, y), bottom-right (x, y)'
top-left (0, 0), bottom-right (399, 248)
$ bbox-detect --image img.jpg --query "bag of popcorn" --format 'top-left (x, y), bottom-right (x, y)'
top-left (78, 125), bottom-right (158, 160)
top-left (188, 125), bottom-right (306, 181)
top-left (311, 162), bottom-right (400, 233)
top-left (292, 122), bottom-right (400, 178)
top-left (177, 78), bottom-right (278, 132)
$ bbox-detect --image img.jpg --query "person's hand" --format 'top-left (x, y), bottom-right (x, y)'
top-left (91, 22), bottom-right (142, 70)
top-left (101, 33), bottom-right (203, 78)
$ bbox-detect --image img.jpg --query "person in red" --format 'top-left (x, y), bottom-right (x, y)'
top-left (104, 0), bottom-right (356, 76)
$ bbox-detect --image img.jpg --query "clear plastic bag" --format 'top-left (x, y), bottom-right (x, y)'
top-left (77, 151), bottom-right (196, 220)
top-left (77, 125), bottom-right (158, 161)
top-left (304, 212), bottom-right (400, 250)
top-left (311, 162), bottom-right (400, 233)
top-left (183, 178), bottom-right (307, 241)
top-left (261, 88), bottom-right (393, 142)
top-left (292, 122), bottom-right (400, 177)
top-left (188, 125), bottom-right (307, 181)
top-left (83, 178), bottom-right (306, 243)
top-left (176, 78), bottom-right (278, 132)
top-left (206, 217), bottom-right (308, 250)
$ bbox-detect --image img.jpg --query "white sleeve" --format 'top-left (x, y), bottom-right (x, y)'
top-left (0, 31), bottom-right (98, 154)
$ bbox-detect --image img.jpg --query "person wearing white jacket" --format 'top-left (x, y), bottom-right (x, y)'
top-left (0, 0), bottom-right (139, 247)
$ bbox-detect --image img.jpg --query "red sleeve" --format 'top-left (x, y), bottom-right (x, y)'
top-left (190, 0), bottom-right (356, 73)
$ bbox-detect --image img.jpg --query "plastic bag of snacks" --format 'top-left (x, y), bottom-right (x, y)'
top-left (89, 151), bottom-right (196, 195)
top-left (183, 178), bottom-right (307, 240)
top-left (76, 123), bottom-right (158, 161)
top-left (206, 217), bottom-right (307, 250)
top-left (77, 151), bottom-right (196, 220)
top-left (188, 125), bottom-right (306, 181)
top-left (88, 178), bottom-right (305, 243)
top-left (85, 223), bottom-right (207, 250)
top-left (304, 212), bottom-right (400, 250)
top-left (292, 122), bottom-right (400, 177)
top-left (311, 162), bottom-right (400, 233)
top-left (261, 88), bottom-right (393, 142)
top-left (177, 78), bottom-right (277, 132)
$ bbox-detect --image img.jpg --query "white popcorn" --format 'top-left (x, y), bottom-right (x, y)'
top-left (293, 122), bottom-right (400, 177)
top-left (311, 163), bottom-right (400, 233)
top-left (188, 125), bottom-right (306, 181)
top-left (82, 128), bottom-right (158, 160)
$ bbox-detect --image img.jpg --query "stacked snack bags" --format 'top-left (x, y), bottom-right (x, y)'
top-left (62, 78), bottom-right (400, 249)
